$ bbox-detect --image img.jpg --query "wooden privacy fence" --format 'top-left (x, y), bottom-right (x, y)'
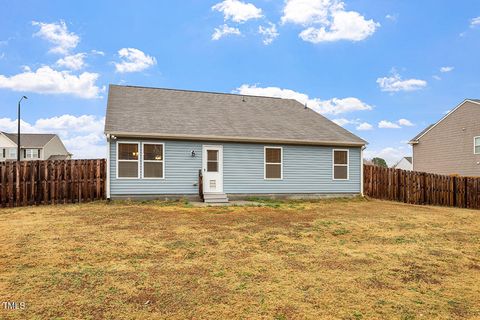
top-left (0, 159), bottom-right (106, 207)
top-left (364, 165), bottom-right (480, 209)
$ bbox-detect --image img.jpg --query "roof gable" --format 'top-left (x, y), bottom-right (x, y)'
top-left (105, 85), bottom-right (366, 146)
top-left (1, 132), bottom-right (57, 148)
top-left (409, 99), bottom-right (480, 143)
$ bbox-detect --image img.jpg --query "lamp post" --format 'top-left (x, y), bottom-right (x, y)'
top-left (17, 96), bottom-right (27, 162)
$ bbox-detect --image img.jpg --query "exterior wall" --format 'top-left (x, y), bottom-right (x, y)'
top-left (0, 134), bottom-right (17, 161)
top-left (393, 158), bottom-right (413, 171)
top-left (413, 101), bottom-right (480, 176)
top-left (109, 138), bottom-right (362, 197)
top-left (43, 136), bottom-right (70, 160)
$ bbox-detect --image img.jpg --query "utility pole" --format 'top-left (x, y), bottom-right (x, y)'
top-left (17, 96), bottom-right (28, 161)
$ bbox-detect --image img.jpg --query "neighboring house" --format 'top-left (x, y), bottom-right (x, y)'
top-left (409, 99), bottom-right (480, 176)
top-left (392, 157), bottom-right (413, 171)
top-left (104, 85), bottom-right (367, 202)
top-left (0, 132), bottom-right (71, 161)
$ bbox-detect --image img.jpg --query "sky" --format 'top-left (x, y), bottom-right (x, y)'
top-left (0, 0), bottom-right (479, 164)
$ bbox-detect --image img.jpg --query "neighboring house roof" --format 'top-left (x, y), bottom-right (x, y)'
top-left (105, 85), bottom-right (367, 146)
top-left (392, 157), bottom-right (412, 169)
top-left (1, 132), bottom-right (56, 148)
top-left (409, 99), bottom-right (480, 144)
top-left (47, 154), bottom-right (70, 160)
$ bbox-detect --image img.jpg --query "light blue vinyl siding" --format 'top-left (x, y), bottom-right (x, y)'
top-left (110, 139), bottom-right (361, 196)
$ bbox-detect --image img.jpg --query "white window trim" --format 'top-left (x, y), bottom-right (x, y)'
top-left (116, 141), bottom-right (140, 179)
top-left (25, 149), bottom-right (39, 159)
top-left (474, 136), bottom-right (480, 155)
top-left (264, 146), bottom-right (283, 180)
top-left (332, 149), bottom-right (349, 181)
top-left (141, 142), bottom-right (165, 179)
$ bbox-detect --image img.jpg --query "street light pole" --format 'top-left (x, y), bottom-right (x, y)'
top-left (17, 96), bottom-right (27, 162)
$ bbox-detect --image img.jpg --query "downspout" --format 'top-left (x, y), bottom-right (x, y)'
top-left (361, 146), bottom-right (365, 197)
top-left (106, 134), bottom-right (111, 200)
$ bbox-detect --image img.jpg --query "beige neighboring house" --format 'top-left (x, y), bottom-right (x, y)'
top-left (409, 99), bottom-right (480, 176)
top-left (0, 132), bottom-right (72, 161)
top-left (392, 157), bottom-right (413, 171)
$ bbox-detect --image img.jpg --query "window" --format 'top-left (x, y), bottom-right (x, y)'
top-left (475, 137), bottom-right (480, 155)
top-left (25, 149), bottom-right (38, 159)
top-left (265, 147), bottom-right (282, 179)
top-left (117, 142), bottom-right (139, 178)
top-left (2, 149), bottom-right (5, 158)
top-left (8, 148), bottom-right (16, 159)
top-left (143, 143), bottom-right (164, 178)
top-left (333, 149), bottom-right (349, 180)
top-left (207, 150), bottom-right (219, 172)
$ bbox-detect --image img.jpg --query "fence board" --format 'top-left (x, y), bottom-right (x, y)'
top-left (364, 165), bottom-right (480, 210)
top-left (0, 159), bottom-right (106, 208)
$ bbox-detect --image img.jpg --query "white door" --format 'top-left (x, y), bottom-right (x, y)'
top-left (202, 145), bottom-right (223, 193)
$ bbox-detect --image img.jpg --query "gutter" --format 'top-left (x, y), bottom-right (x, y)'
top-left (105, 131), bottom-right (367, 147)
top-left (106, 134), bottom-right (111, 200)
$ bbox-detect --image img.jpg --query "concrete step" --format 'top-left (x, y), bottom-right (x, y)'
top-left (203, 193), bottom-right (229, 203)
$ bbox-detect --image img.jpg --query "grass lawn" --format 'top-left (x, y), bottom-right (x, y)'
top-left (0, 198), bottom-right (479, 319)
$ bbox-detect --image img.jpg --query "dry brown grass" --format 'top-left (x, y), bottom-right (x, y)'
top-left (0, 197), bottom-right (479, 319)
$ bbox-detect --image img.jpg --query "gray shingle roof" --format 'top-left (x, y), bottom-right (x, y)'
top-left (2, 132), bottom-right (56, 148)
top-left (105, 85), bottom-right (367, 146)
top-left (404, 157), bottom-right (412, 163)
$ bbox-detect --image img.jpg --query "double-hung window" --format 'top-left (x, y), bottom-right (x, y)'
top-left (265, 147), bottom-right (282, 179)
top-left (117, 142), bottom-right (140, 178)
top-left (333, 149), bottom-right (349, 180)
top-left (8, 148), bottom-right (16, 159)
top-left (25, 149), bottom-right (39, 159)
top-left (475, 137), bottom-right (480, 154)
top-left (143, 143), bottom-right (164, 178)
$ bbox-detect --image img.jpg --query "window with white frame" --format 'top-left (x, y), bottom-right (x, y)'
top-left (117, 143), bottom-right (139, 178)
top-left (475, 137), bottom-right (480, 155)
top-left (143, 143), bottom-right (164, 178)
top-left (8, 148), bottom-right (16, 159)
top-left (25, 149), bottom-right (39, 159)
top-left (265, 147), bottom-right (282, 179)
top-left (333, 149), bottom-right (349, 180)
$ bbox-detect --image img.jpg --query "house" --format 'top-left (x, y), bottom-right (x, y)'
top-left (409, 99), bottom-right (480, 176)
top-left (392, 157), bottom-right (413, 171)
top-left (104, 85), bottom-right (367, 202)
top-left (0, 132), bottom-right (71, 161)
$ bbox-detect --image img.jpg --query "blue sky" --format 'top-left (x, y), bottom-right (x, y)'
top-left (0, 0), bottom-right (479, 163)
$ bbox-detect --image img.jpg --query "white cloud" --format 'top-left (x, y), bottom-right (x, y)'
top-left (385, 14), bottom-right (397, 22)
top-left (364, 146), bottom-right (409, 167)
top-left (470, 17), bottom-right (480, 27)
top-left (236, 84), bottom-right (373, 115)
top-left (258, 23), bottom-right (279, 45)
top-left (332, 118), bottom-right (351, 126)
top-left (440, 66), bottom-right (454, 73)
top-left (212, 0), bottom-right (263, 23)
top-left (281, 0), bottom-right (379, 43)
top-left (377, 70), bottom-right (427, 92)
top-left (56, 53), bottom-right (87, 70)
top-left (32, 20), bottom-right (79, 54)
top-left (432, 75), bottom-right (441, 81)
top-left (91, 49), bottom-right (105, 56)
top-left (0, 66), bottom-right (101, 99)
top-left (114, 48), bottom-right (156, 73)
top-left (356, 122), bottom-right (373, 131)
top-left (212, 24), bottom-right (242, 40)
top-left (398, 118), bottom-right (414, 126)
top-left (0, 115), bottom-right (106, 159)
top-left (378, 120), bottom-right (400, 129)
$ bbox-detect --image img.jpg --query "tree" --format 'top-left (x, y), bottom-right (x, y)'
top-left (372, 157), bottom-right (388, 168)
